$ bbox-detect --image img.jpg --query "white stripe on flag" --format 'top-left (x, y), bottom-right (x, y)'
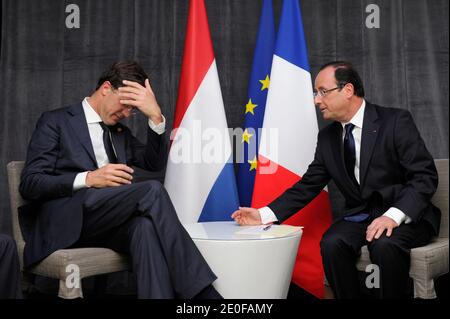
top-left (259, 55), bottom-right (318, 176)
top-left (165, 60), bottom-right (233, 224)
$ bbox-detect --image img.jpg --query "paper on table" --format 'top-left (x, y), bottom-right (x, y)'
top-left (234, 225), bottom-right (270, 235)
top-left (234, 224), bottom-right (302, 238)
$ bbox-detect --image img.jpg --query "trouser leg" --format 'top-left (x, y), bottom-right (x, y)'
top-left (320, 219), bottom-right (368, 299)
top-left (104, 216), bottom-right (174, 298)
top-left (368, 220), bottom-right (433, 298)
top-left (0, 234), bottom-right (22, 299)
top-left (78, 180), bottom-right (216, 298)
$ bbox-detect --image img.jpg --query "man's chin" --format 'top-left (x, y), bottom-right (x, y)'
top-left (107, 116), bottom-right (121, 125)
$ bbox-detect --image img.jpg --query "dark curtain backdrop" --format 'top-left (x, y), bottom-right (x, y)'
top-left (1, 0), bottom-right (448, 234)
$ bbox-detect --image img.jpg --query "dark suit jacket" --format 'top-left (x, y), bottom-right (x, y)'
top-left (268, 102), bottom-right (440, 235)
top-left (19, 103), bottom-right (167, 267)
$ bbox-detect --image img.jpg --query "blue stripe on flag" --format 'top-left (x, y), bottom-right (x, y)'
top-left (236, 0), bottom-right (275, 207)
top-left (199, 161), bottom-right (240, 222)
top-left (274, 0), bottom-right (310, 71)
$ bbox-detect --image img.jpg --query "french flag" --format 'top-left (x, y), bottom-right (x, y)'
top-left (164, 0), bottom-right (239, 224)
top-left (252, 0), bottom-right (332, 298)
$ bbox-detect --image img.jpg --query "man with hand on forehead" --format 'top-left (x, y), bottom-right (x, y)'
top-left (20, 61), bottom-right (220, 299)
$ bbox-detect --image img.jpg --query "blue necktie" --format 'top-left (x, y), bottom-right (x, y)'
top-left (344, 212), bottom-right (369, 222)
top-left (343, 123), bottom-right (369, 222)
top-left (343, 123), bottom-right (358, 186)
top-left (99, 122), bottom-right (118, 164)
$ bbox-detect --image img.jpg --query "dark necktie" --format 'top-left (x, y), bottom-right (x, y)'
top-left (343, 123), bottom-right (358, 186)
top-left (343, 123), bottom-right (369, 222)
top-left (99, 122), bottom-right (118, 164)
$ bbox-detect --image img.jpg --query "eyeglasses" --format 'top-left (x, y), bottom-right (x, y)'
top-left (122, 105), bottom-right (138, 116)
top-left (313, 85), bottom-right (344, 98)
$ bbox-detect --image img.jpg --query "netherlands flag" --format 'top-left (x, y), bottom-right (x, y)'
top-left (252, 0), bottom-right (332, 298)
top-left (164, 0), bottom-right (239, 224)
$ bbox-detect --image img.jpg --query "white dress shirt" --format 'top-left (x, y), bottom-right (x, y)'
top-left (259, 99), bottom-right (411, 226)
top-left (72, 97), bottom-right (166, 190)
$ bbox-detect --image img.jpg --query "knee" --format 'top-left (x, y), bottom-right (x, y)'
top-left (368, 236), bottom-right (405, 260)
top-left (320, 232), bottom-right (345, 258)
top-left (136, 180), bottom-right (169, 213)
top-left (139, 180), bottom-right (166, 202)
top-left (142, 180), bottom-right (163, 193)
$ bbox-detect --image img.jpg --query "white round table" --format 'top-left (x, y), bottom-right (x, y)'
top-left (183, 221), bottom-right (302, 299)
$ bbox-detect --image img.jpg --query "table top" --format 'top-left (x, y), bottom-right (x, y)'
top-left (183, 221), bottom-right (302, 241)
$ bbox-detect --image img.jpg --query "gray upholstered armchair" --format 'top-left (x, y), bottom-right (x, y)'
top-left (324, 159), bottom-right (449, 299)
top-left (7, 161), bottom-right (131, 299)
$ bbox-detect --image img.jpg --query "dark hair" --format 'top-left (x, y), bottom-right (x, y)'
top-left (319, 61), bottom-right (365, 97)
top-left (96, 61), bottom-right (148, 90)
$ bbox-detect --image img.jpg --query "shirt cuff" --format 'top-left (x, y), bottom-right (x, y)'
top-left (73, 171), bottom-right (89, 191)
top-left (148, 114), bottom-right (166, 135)
top-left (383, 207), bottom-right (411, 226)
top-left (258, 206), bottom-right (279, 225)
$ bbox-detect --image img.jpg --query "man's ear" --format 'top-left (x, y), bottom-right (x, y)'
top-left (344, 83), bottom-right (355, 98)
top-left (100, 81), bottom-right (113, 96)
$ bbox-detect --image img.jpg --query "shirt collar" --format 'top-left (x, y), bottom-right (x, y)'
top-left (341, 99), bottom-right (366, 129)
top-left (82, 97), bottom-right (102, 124)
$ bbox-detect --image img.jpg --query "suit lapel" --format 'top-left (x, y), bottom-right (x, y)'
top-left (359, 103), bottom-right (380, 188)
top-left (67, 103), bottom-right (97, 166)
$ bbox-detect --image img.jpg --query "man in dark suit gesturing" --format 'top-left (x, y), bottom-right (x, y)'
top-left (232, 61), bottom-right (440, 298)
top-left (20, 61), bottom-right (219, 298)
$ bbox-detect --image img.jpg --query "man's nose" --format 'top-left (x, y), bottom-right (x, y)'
top-left (314, 95), bottom-right (322, 106)
top-left (121, 108), bottom-right (133, 117)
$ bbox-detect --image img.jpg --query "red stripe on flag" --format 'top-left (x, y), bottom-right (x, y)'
top-left (252, 155), bottom-right (332, 298)
top-left (173, 0), bottom-right (214, 130)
